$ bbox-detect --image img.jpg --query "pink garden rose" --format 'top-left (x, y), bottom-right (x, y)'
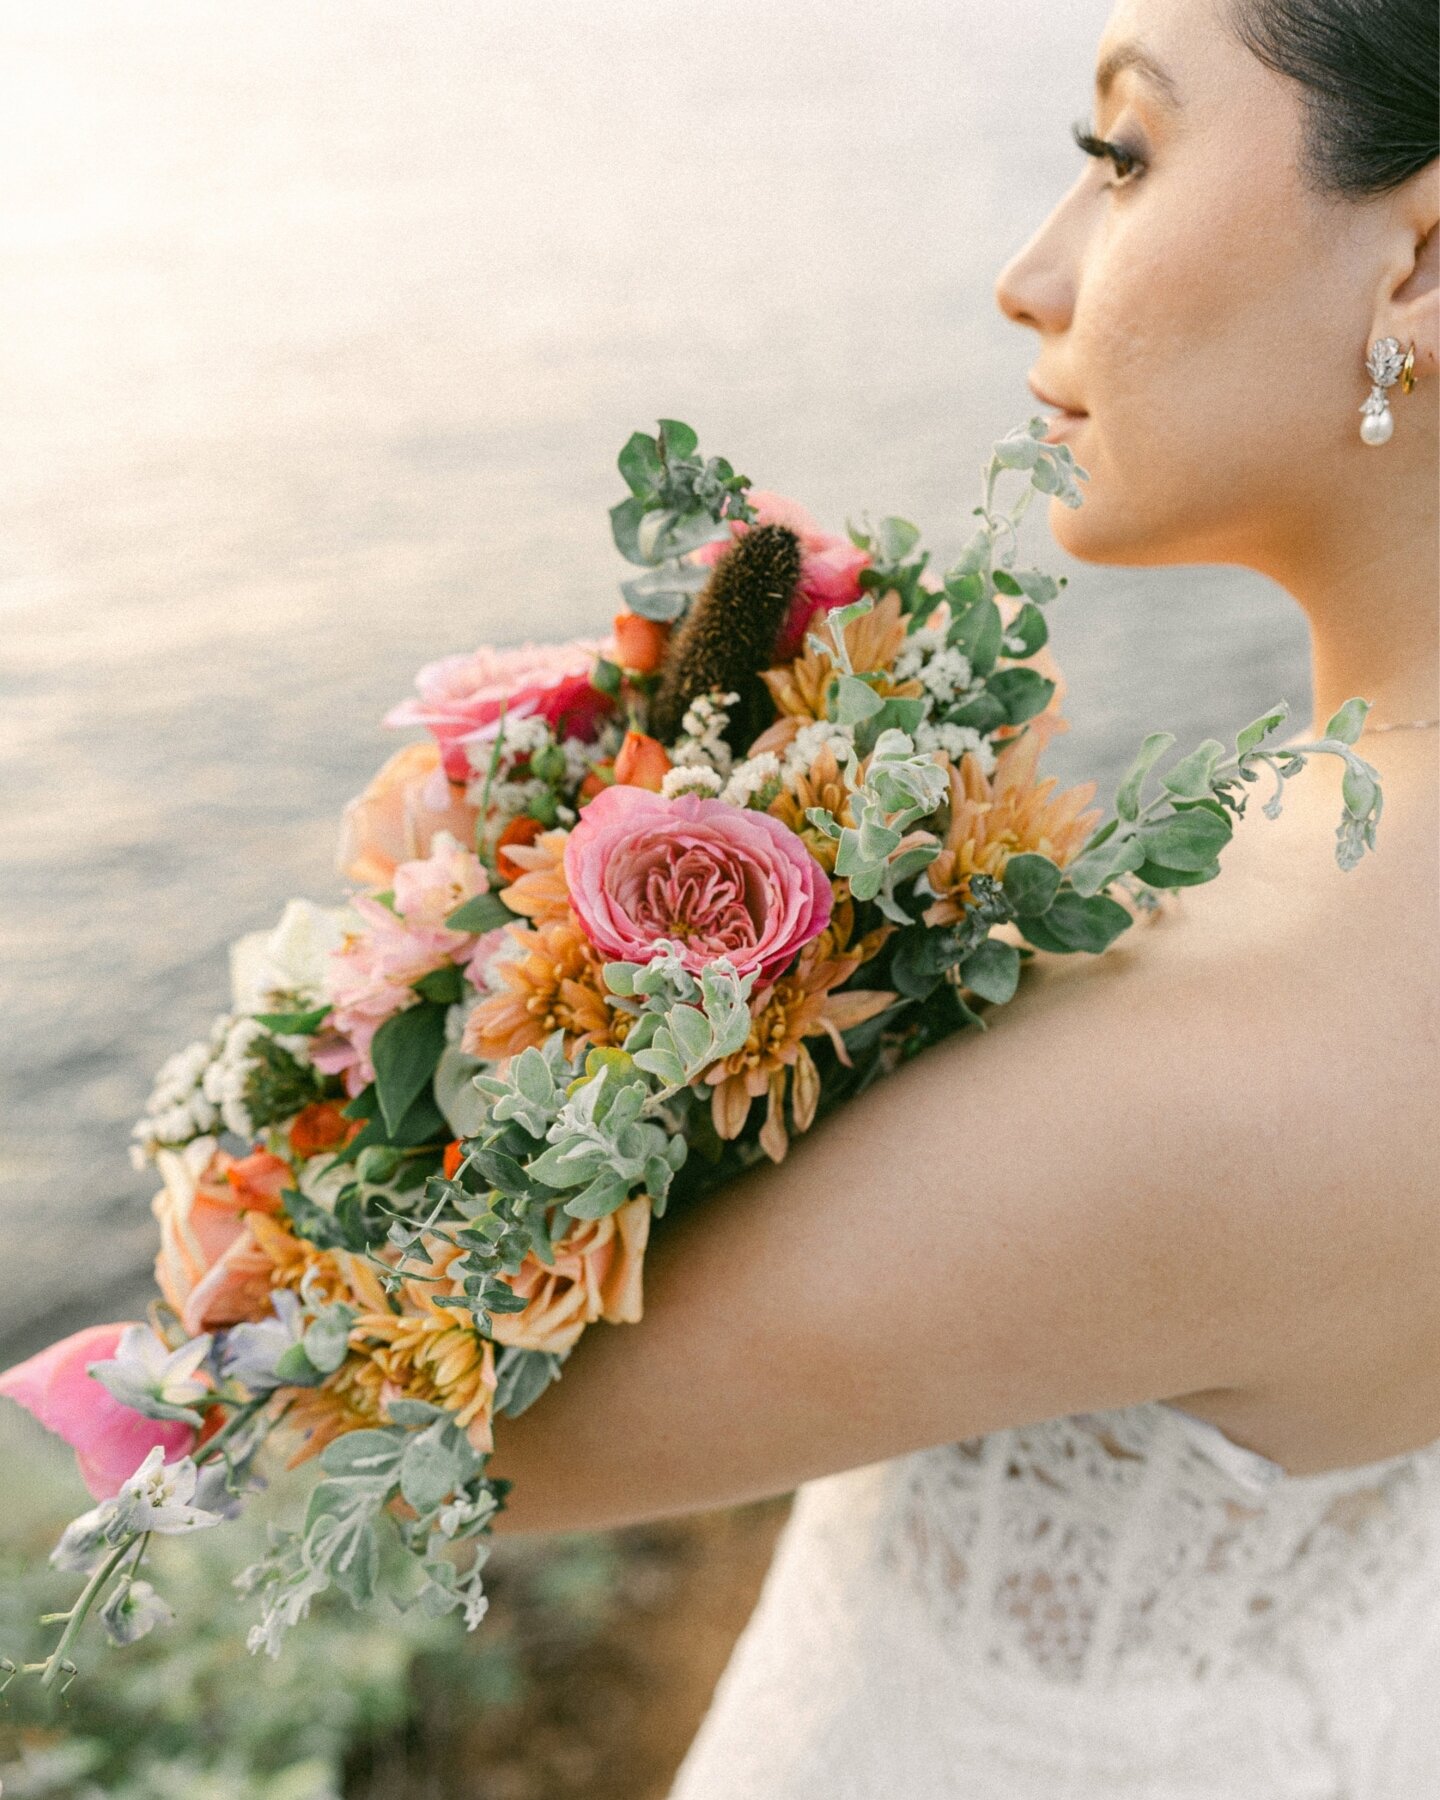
top-left (385, 639), bottom-right (616, 781)
top-left (563, 784), bottom-right (832, 983)
top-left (313, 833), bottom-right (490, 1091)
top-left (0, 1324), bottom-right (195, 1500)
top-left (693, 489), bottom-right (871, 662)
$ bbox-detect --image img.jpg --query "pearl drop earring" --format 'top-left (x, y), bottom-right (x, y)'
top-left (1360, 337), bottom-right (1409, 446)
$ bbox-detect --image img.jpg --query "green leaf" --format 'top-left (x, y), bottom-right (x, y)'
top-left (1236, 706), bottom-right (1289, 758)
top-left (986, 668), bottom-right (1055, 726)
top-left (948, 596), bottom-right (1004, 676)
top-left (890, 926), bottom-right (964, 1001)
top-left (960, 938), bottom-right (1021, 1005)
top-left (1137, 808), bottom-right (1233, 871)
top-left (618, 430), bottom-right (663, 498)
top-left (942, 690), bottom-right (1009, 734)
top-left (1342, 763), bottom-right (1378, 818)
top-left (875, 516), bottom-right (921, 562)
top-left (446, 891), bottom-right (516, 934)
top-left (400, 1423), bottom-right (475, 1516)
top-left (371, 1001), bottom-right (449, 1136)
top-left (1324, 697), bottom-right (1370, 745)
top-left (657, 418), bottom-right (699, 460)
top-left (832, 673), bottom-right (886, 725)
top-left (253, 1005), bottom-right (330, 1035)
top-left (610, 495), bottom-right (647, 564)
top-left (1001, 852), bottom-right (1062, 915)
top-left (1063, 830), bottom-right (1145, 898)
top-left (495, 1348), bottom-right (564, 1419)
top-left (1160, 739), bottom-right (1227, 801)
top-left (342, 1084), bottom-right (380, 1122)
top-left (1133, 858), bottom-right (1222, 888)
top-left (1115, 732), bottom-right (1176, 822)
top-left (1013, 569), bottom-right (1062, 605)
top-left (320, 1430), bottom-right (404, 1480)
top-left (991, 569), bottom-right (1023, 596)
top-left (1004, 601), bottom-right (1048, 657)
top-left (281, 1183), bottom-right (349, 1249)
top-left (1022, 889), bottom-right (1132, 955)
top-left (414, 963), bottom-right (465, 1005)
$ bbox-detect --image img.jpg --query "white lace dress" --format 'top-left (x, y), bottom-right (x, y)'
top-left (668, 1403), bottom-right (1440, 1798)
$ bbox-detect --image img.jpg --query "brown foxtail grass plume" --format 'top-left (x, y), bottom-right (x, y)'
top-left (649, 524), bottom-right (803, 751)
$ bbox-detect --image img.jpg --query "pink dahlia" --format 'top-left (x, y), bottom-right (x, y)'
top-left (693, 489), bottom-right (871, 662)
top-left (563, 785), bottom-right (832, 983)
top-left (385, 639), bottom-right (616, 781)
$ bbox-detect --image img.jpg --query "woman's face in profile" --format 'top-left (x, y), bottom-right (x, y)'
top-left (995, 0), bottom-right (1398, 573)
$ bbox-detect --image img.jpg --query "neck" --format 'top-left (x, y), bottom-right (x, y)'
top-left (1258, 452), bottom-right (1440, 740)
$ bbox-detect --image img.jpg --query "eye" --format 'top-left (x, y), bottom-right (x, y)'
top-left (1071, 120), bottom-right (1146, 187)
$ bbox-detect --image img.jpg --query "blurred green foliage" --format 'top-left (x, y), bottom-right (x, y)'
top-left (0, 1411), bottom-right (626, 1800)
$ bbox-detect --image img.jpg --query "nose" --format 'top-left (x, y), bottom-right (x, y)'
top-left (994, 192), bottom-right (1081, 335)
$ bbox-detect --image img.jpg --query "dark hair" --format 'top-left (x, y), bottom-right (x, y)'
top-left (1233, 0), bottom-right (1439, 195)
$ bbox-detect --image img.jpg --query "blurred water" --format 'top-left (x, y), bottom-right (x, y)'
top-left (0, 0), bottom-right (1310, 1356)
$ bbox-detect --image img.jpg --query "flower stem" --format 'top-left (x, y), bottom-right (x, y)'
top-left (36, 1538), bottom-right (134, 1689)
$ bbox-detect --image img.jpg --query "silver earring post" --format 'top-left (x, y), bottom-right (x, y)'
top-left (1360, 337), bottom-right (1405, 446)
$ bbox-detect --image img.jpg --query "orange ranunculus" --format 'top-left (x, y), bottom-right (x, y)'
top-left (579, 761), bottom-right (615, 802)
top-left (151, 1142), bottom-right (289, 1337)
top-left (443, 1139), bottom-right (465, 1180)
top-left (613, 729), bottom-right (672, 792)
top-left (495, 813), bottom-right (547, 883)
top-left (612, 611), bottom-right (671, 674)
top-left (488, 1197), bottom-right (651, 1356)
top-left (337, 740), bottom-right (480, 887)
top-left (288, 1101), bottom-right (358, 1160)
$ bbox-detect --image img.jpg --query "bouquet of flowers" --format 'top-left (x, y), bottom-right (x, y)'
top-left (1, 419), bottom-right (1383, 1690)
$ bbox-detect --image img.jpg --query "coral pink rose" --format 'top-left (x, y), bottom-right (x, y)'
top-left (489, 1196), bottom-right (651, 1356)
top-left (152, 1142), bottom-right (288, 1338)
top-left (337, 740), bottom-right (480, 887)
top-left (385, 639), bottom-right (616, 781)
top-left (0, 1324), bottom-right (195, 1500)
top-left (564, 784), bottom-right (832, 982)
top-left (694, 489), bottom-right (871, 662)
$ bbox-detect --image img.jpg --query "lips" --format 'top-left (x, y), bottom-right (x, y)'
top-left (1027, 374), bottom-right (1087, 444)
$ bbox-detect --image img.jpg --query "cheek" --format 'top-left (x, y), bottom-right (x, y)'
top-left (1057, 174), bottom-right (1354, 563)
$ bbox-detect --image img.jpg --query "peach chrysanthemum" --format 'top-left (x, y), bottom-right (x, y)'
top-left (764, 738), bottom-right (854, 874)
top-left (462, 914), bottom-right (622, 1063)
top-left (252, 1218), bottom-right (499, 1461)
top-left (705, 898), bottom-right (894, 1162)
top-left (496, 828), bottom-right (573, 924)
top-left (761, 591), bottom-right (922, 726)
top-left (922, 722), bottom-right (1102, 927)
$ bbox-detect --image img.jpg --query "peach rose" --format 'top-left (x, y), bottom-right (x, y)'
top-left (489, 1196), bottom-right (651, 1356)
top-left (152, 1141), bottom-right (289, 1338)
top-left (338, 740), bottom-right (480, 888)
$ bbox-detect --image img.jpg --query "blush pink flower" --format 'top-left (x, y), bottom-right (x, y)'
top-left (337, 740), bottom-right (480, 888)
top-left (0, 1324), bottom-right (195, 1500)
top-left (385, 639), bottom-right (616, 781)
top-left (313, 834), bottom-right (490, 1091)
top-left (693, 489), bottom-right (871, 662)
top-left (152, 1141), bottom-right (289, 1337)
top-left (563, 784), bottom-right (832, 982)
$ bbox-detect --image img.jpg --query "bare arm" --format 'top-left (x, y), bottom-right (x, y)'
top-left (482, 941), bottom-right (1331, 1535)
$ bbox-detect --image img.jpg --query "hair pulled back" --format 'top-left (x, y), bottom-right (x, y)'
top-left (1234, 0), bottom-right (1438, 195)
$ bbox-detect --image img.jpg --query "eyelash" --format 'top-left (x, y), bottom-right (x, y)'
top-left (1072, 120), bottom-right (1146, 187)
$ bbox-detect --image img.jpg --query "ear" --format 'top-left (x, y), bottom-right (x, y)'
top-left (1376, 162), bottom-right (1439, 381)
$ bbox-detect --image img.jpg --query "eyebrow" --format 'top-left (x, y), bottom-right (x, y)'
top-left (1095, 43), bottom-right (1181, 105)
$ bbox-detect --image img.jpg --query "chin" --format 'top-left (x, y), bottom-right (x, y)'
top-left (1047, 492), bottom-right (1211, 570)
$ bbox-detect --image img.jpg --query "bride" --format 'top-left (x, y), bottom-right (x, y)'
top-left (487, 0), bottom-right (1440, 1791)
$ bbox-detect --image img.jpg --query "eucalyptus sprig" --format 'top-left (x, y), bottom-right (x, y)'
top-left (610, 419), bottom-right (757, 621)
